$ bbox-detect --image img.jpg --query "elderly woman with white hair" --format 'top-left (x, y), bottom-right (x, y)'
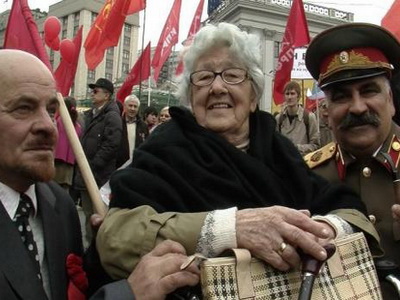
top-left (96, 23), bottom-right (380, 287)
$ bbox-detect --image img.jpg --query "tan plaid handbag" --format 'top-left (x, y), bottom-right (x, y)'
top-left (198, 232), bottom-right (382, 299)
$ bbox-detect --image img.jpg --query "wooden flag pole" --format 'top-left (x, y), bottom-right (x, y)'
top-left (56, 92), bottom-right (107, 217)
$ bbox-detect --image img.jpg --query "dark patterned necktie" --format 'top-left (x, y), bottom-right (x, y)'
top-left (13, 194), bottom-right (42, 281)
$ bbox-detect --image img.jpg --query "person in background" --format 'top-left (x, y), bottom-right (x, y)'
top-left (116, 95), bottom-right (149, 168)
top-left (95, 23), bottom-right (380, 296)
top-left (317, 97), bottom-right (334, 147)
top-left (54, 96), bottom-right (82, 191)
top-left (149, 106), bottom-right (172, 134)
top-left (73, 78), bottom-right (122, 244)
top-left (276, 81), bottom-right (320, 155)
top-left (304, 22), bottom-right (400, 298)
top-left (143, 105), bottom-right (159, 133)
top-left (159, 106), bottom-right (171, 123)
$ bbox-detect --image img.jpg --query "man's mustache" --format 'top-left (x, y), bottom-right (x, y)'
top-left (338, 113), bottom-right (380, 130)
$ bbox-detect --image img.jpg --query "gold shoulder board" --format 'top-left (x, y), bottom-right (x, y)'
top-left (304, 142), bottom-right (336, 169)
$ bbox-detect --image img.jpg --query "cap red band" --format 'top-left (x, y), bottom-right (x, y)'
top-left (319, 47), bottom-right (392, 84)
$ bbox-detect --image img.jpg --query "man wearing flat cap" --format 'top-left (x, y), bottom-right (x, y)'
top-left (73, 78), bottom-right (122, 244)
top-left (304, 23), bottom-right (400, 298)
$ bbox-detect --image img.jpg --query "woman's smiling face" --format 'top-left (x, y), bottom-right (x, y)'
top-left (190, 46), bottom-right (257, 143)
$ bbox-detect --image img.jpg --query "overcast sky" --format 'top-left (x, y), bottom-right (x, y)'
top-left (0, 0), bottom-right (396, 47)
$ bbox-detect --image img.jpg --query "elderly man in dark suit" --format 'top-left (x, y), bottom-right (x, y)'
top-left (0, 50), bottom-right (199, 300)
top-left (0, 49), bottom-right (82, 299)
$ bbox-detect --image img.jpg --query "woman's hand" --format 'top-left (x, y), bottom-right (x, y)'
top-left (236, 206), bottom-right (334, 271)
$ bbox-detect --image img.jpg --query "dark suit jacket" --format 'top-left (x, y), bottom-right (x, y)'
top-left (74, 101), bottom-right (123, 189)
top-left (0, 181), bottom-right (83, 300)
top-left (116, 116), bottom-right (149, 168)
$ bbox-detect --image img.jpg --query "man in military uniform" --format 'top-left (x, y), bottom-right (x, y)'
top-left (304, 23), bottom-right (400, 298)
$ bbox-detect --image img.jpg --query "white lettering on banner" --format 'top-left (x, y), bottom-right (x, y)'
top-left (271, 0), bottom-right (291, 7)
top-left (334, 11), bottom-right (347, 19)
top-left (270, 0), bottom-right (351, 20)
top-left (276, 47), bottom-right (294, 71)
top-left (304, 4), bottom-right (329, 16)
top-left (162, 27), bottom-right (177, 52)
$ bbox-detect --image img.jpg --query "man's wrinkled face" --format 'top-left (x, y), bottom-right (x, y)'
top-left (325, 75), bottom-right (395, 157)
top-left (91, 88), bottom-right (110, 108)
top-left (125, 100), bottom-right (139, 119)
top-left (0, 54), bottom-right (58, 190)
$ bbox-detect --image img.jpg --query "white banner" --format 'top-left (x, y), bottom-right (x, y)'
top-left (291, 48), bottom-right (312, 79)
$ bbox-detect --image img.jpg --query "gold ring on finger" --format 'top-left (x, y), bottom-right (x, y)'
top-left (278, 242), bottom-right (287, 255)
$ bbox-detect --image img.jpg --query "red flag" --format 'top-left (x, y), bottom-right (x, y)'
top-left (54, 27), bottom-right (83, 96)
top-left (127, 0), bottom-right (146, 14)
top-left (152, 0), bottom-right (182, 82)
top-left (116, 42), bottom-right (151, 102)
top-left (273, 0), bottom-right (310, 105)
top-left (84, 0), bottom-right (146, 70)
top-left (175, 0), bottom-right (204, 75)
top-left (3, 0), bottom-right (52, 70)
top-left (381, 0), bottom-right (400, 40)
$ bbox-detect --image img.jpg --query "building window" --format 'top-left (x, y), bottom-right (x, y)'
top-left (74, 12), bottom-right (80, 22)
top-left (73, 25), bottom-right (79, 36)
top-left (70, 83), bottom-right (75, 97)
top-left (107, 47), bottom-right (114, 55)
top-left (106, 59), bottom-right (113, 69)
top-left (105, 73), bottom-right (113, 81)
top-left (122, 63), bottom-right (130, 73)
top-left (62, 29), bottom-right (67, 39)
top-left (49, 50), bottom-right (54, 68)
top-left (274, 41), bottom-right (280, 59)
top-left (125, 24), bottom-right (131, 33)
top-left (123, 36), bottom-right (130, 46)
top-left (91, 12), bottom-right (98, 24)
top-left (63, 16), bottom-right (68, 26)
top-left (88, 70), bottom-right (96, 80)
top-left (123, 50), bottom-right (130, 60)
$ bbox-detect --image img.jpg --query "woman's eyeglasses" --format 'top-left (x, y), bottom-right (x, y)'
top-left (190, 68), bottom-right (249, 87)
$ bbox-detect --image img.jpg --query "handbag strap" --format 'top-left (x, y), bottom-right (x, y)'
top-left (232, 248), bottom-right (255, 299)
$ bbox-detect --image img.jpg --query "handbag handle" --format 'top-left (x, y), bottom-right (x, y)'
top-left (232, 249), bottom-right (256, 299)
top-left (181, 250), bottom-right (256, 299)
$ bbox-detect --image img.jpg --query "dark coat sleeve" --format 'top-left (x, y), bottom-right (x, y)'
top-left (89, 280), bottom-right (134, 300)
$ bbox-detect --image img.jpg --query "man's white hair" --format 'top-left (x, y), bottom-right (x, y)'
top-left (124, 95), bottom-right (140, 106)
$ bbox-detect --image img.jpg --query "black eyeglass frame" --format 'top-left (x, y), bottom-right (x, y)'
top-left (190, 68), bottom-right (250, 87)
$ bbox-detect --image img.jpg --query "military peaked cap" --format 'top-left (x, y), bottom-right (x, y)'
top-left (306, 23), bottom-right (400, 88)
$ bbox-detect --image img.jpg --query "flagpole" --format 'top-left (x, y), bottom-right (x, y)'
top-left (148, 76), bottom-right (151, 107)
top-left (56, 93), bottom-right (107, 216)
top-left (316, 99), bottom-right (320, 135)
top-left (138, 6), bottom-right (147, 101)
top-left (168, 45), bottom-right (176, 105)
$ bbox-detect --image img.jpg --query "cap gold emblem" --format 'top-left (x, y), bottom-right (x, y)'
top-left (339, 51), bottom-right (349, 64)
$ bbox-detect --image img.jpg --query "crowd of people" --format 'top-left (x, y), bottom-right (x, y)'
top-left (1, 20), bottom-right (400, 300)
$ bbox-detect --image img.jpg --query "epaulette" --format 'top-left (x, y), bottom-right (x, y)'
top-left (304, 142), bottom-right (337, 169)
top-left (380, 134), bottom-right (400, 174)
